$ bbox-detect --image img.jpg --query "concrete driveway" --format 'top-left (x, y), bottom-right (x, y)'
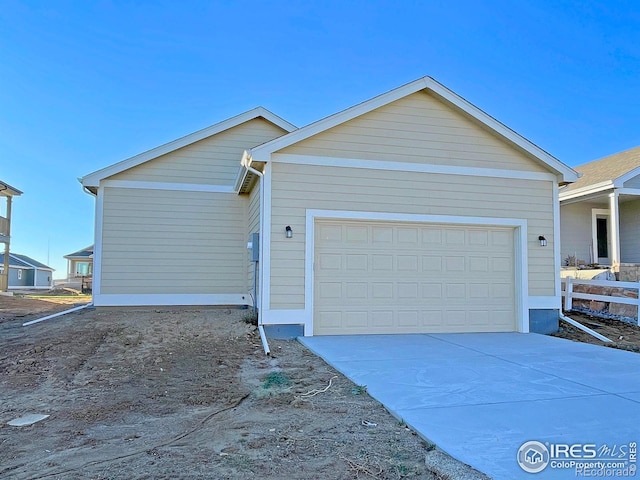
top-left (299, 333), bottom-right (640, 480)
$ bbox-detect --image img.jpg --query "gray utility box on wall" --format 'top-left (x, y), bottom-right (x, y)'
top-left (248, 233), bottom-right (260, 262)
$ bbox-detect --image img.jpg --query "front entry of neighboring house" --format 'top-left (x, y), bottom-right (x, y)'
top-left (313, 219), bottom-right (518, 335)
top-left (592, 209), bottom-right (611, 265)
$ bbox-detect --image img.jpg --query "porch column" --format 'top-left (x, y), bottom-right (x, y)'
top-left (1, 196), bottom-right (11, 292)
top-left (609, 191), bottom-right (621, 268)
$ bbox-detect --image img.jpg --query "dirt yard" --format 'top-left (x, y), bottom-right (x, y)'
top-left (4, 297), bottom-right (636, 480)
top-left (0, 295), bottom-right (483, 480)
top-left (553, 311), bottom-right (640, 353)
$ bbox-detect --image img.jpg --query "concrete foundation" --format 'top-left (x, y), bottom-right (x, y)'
top-left (529, 308), bottom-right (559, 334)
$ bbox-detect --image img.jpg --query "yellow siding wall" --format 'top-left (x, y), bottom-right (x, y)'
top-left (559, 201), bottom-right (599, 265)
top-left (101, 187), bottom-right (248, 294)
top-left (111, 118), bottom-right (287, 185)
top-left (281, 91), bottom-right (549, 173)
top-left (269, 163), bottom-right (555, 309)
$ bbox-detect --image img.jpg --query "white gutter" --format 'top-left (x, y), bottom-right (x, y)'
top-left (23, 303), bottom-right (92, 326)
top-left (242, 151), bottom-right (271, 356)
top-left (559, 313), bottom-right (613, 343)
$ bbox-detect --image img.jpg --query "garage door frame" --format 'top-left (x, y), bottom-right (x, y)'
top-left (305, 209), bottom-right (529, 336)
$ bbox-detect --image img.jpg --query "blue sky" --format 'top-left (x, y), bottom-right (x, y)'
top-left (1, 1), bottom-right (639, 278)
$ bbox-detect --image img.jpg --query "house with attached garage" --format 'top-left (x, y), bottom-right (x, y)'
top-left (81, 77), bottom-right (578, 336)
top-left (559, 146), bottom-right (640, 281)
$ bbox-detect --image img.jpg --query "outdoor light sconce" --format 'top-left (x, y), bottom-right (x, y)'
top-left (539, 235), bottom-right (547, 247)
top-left (285, 226), bottom-right (293, 238)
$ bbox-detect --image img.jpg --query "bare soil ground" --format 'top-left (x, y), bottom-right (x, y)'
top-left (0, 296), bottom-right (477, 480)
top-left (553, 311), bottom-right (640, 353)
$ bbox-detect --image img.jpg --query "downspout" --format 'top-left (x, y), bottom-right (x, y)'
top-left (242, 151), bottom-right (270, 355)
top-left (559, 313), bottom-right (612, 343)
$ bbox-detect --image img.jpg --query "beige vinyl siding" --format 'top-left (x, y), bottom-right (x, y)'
top-left (623, 175), bottom-right (640, 189)
top-left (281, 91), bottom-right (549, 173)
top-left (247, 181), bottom-right (261, 302)
top-left (620, 199), bottom-right (640, 263)
top-left (111, 119), bottom-right (287, 185)
top-left (559, 202), bottom-right (600, 265)
top-left (101, 187), bottom-right (248, 294)
top-left (269, 163), bottom-right (554, 309)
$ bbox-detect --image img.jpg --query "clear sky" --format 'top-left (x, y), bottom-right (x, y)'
top-left (1, 1), bottom-right (639, 278)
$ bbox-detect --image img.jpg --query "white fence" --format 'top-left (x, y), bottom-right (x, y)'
top-left (561, 277), bottom-right (640, 325)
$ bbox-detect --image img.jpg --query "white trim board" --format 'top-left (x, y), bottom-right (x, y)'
top-left (591, 208), bottom-right (611, 265)
top-left (92, 293), bottom-right (252, 307)
top-left (553, 182), bottom-right (561, 299)
top-left (528, 296), bottom-right (561, 309)
top-left (272, 154), bottom-right (558, 182)
top-left (101, 180), bottom-right (235, 193)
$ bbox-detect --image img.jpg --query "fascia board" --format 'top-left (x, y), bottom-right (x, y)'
top-left (559, 180), bottom-right (613, 201)
top-left (613, 165), bottom-right (640, 187)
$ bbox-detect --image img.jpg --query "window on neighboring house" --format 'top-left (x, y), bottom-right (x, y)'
top-left (17, 269), bottom-right (22, 280)
top-left (76, 262), bottom-right (91, 276)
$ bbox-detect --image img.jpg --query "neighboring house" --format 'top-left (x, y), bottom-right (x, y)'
top-left (0, 253), bottom-right (54, 289)
top-left (559, 146), bottom-right (640, 274)
top-left (0, 180), bottom-right (22, 292)
top-left (81, 77), bottom-right (578, 336)
top-left (64, 245), bottom-right (93, 280)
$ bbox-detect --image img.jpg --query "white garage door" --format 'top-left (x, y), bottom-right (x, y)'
top-left (314, 220), bottom-right (517, 335)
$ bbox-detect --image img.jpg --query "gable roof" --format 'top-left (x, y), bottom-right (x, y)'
top-left (247, 76), bottom-right (578, 183)
top-left (0, 253), bottom-right (54, 270)
top-left (560, 146), bottom-right (640, 197)
top-left (0, 180), bottom-right (22, 197)
top-left (64, 245), bottom-right (94, 259)
top-left (81, 107), bottom-right (296, 188)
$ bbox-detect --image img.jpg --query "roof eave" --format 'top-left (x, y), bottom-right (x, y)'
top-left (81, 107), bottom-right (296, 188)
top-left (559, 180), bottom-right (614, 202)
top-left (0, 181), bottom-right (23, 196)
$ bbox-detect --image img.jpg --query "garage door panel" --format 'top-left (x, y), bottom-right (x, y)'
top-left (445, 256), bottom-right (465, 271)
top-left (422, 255), bottom-right (443, 272)
top-left (397, 255), bottom-right (419, 271)
top-left (469, 256), bottom-right (489, 272)
top-left (398, 282), bottom-right (419, 299)
top-left (314, 220), bottom-right (517, 335)
top-left (469, 230), bottom-right (489, 245)
top-left (317, 223), bottom-right (343, 243)
top-left (372, 255), bottom-right (393, 271)
top-left (469, 283), bottom-right (490, 299)
top-left (398, 310), bottom-right (420, 327)
top-left (371, 282), bottom-right (393, 299)
top-left (422, 229), bottom-right (443, 244)
top-left (445, 229), bottom-right (466, 246)
top-left (372, 311), bottom-right (394, 327)
top-left (346, 225), bottom-right (368, 243)
top-left (346, 254), bottom-right (368, 270)
top-left (469, 310), bottom-right (490, 326)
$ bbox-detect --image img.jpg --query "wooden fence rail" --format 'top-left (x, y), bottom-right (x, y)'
top-left (561, 277), bottom-right (640, 325)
